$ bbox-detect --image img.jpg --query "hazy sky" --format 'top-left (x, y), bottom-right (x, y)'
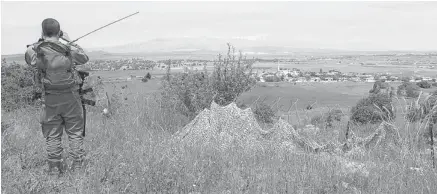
top-left (2, 1), bottom-right (437, 54)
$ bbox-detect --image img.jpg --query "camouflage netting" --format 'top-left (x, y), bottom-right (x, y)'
top-left (172, 102), bottom-right (331, 153)
top-left (173, 102), bottom-right (264, 151)
top-left (342, 121), bottom-right (401, 153)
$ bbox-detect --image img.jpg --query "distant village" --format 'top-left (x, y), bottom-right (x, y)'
top-left (253, 66), bottom-right (436, 84)
top-left (80, 57), bottom-right (437, 84)
top-left (83, 58), bottom-right (209, 71)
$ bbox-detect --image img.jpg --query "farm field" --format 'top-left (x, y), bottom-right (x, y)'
top-left (93, 70), bottom-right (383, 107)
top-left (91, 70), bottom-right (375, 109)
top-left (91, 69), bottom-right (429, 111)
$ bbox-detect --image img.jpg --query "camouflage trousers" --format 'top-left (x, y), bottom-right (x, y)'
top-left (40, 90), bottom-right (85, 163)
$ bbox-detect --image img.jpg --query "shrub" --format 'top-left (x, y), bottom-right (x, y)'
top-left (416, 81), bottom-right (431, 89)
top-left (406, 104), bottom-right (422, 123)
top-left (264, 75), bottom-right (281, 82)
top-left (160, 70), bottom-right (212, 118)
top-left (369, 80), bottom-right (389, 94)
top-left (406, 91), bottom-right (437, 123)
top-left (253, 102), bottom-right (276, 124)
top-left (160, 44), bottom-right (256, 119)
top-left (306, 104), bottom-right (313, 110)
top-left (325, 109), bottom-right (343, 128)
top-left (397, 82), bottom-right (420, 98)
top-left (146, 72), bottom-right (152, 79)
top-left (401, 77), bottom-right (410, 83)
top-left (351, 93), bottom-right (395, 125)
top-left (142, 72), bottom-right (152, 82)
top-left (210, 44), bottom-right (256, 106)
top-left (432, 82), bottom-right (437, 87)
top-left (310, 109), bottom-right (343, 128)
top-left (1, 60), bottom-right (39, 111)
top-left (310, 115), bottom-right (323, 126)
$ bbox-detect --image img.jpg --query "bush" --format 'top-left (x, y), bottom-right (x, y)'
top-left (160, 44), bottom-right (256, 118)
top-left (142, 72), bottom-right (152, 82)
top-left (310, 109), bottom-right (343, 128)
top-left (406, 91), bottom-right (437, 123)
top-left (406, 104), bottom-right (422, 123)
top-left (416, 81), bottom-right (431, 89)
top-left (160, 71), bottom-right (212, 118)
top-left (432, 82), bottom-right (437, 87)
top-left (351, 93), bottom-right (395, 125)
top-left (325, 109), bottom-right (343, 128)
top-left (397, 82), bottom-right (420, 98)
top-left (264, 75), bottom-right (281, 82)
top-left (253, 103), bottom-right (276, 124)
top-left (1, 60), bottom-right (39, 112)
top-left (210, 44), bottom-right (256, 105)
top-left (310, 115), bottom-right (323, 126)
top-left (369, 80), bottom-right (393, 96)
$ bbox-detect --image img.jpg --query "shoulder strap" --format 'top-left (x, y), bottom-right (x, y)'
top-left (35, 40), bottom-right (71, 58)
top-left (34, 40), bottom-right (74, 74)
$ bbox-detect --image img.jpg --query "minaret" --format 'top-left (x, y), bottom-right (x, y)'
top-left (277, 60), bottom-right (280, 71)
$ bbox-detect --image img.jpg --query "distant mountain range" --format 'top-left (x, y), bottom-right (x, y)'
top-left (3, 37), bottom-right (436, 62)
top-left (88, 37), bottom-right (358, 56)
top-left (87, 37), bottom-right (436, 56)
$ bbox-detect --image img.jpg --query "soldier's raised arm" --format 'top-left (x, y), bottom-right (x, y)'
top-left (61, 31), bottom-right (89, 65)
top-left (69, 42), bottom-right (89, 65)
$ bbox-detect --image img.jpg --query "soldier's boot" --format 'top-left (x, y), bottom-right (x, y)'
top-left (47, 160), bottom-right (64, 176)
top-left (71, 159), bottom-right (84, 173)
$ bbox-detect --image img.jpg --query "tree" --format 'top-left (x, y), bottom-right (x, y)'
top-left (320, 68), bottom-right (323, 74)
top-left (2, 63), bottom-right (39, 111)
top-left (160, 44), bottom-right (256, 119)
top-left (145, 72), bottom-right (151, 80)
top-left (417, 81), bottom-right (431, 89)
top-left (369, 80), bottom-right (394, 97)
top-left (401, 76), bottom-right (410, 83)
top-left (351, 93), bottom-right (395, 125)
top-left (253, 102), bottom-right (276, 124)
top-left (397, 82), bottom-right (420, 98)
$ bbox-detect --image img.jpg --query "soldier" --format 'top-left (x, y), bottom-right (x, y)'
top-left (25, 18), bottom-right (89, 176)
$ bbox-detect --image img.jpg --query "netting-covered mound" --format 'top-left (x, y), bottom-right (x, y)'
top-left (173, 102), bottom-right (264, 151)
top-left (342, 121), bottom-right (401, 153)
top-left (172, 102), bottom-right (330, 152)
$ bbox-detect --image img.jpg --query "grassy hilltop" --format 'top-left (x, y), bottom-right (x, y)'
top-left (2, 46), bottom-right (437, 193)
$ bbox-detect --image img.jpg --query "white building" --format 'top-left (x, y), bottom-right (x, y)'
top-left (310, 77), bottom-right (321, 82)
top-left (366, 77), bottom-right (376, 82)
top-left (296, 77), bottom-right (306, 82)
top-left (423, 77), bottom-right (432, 81)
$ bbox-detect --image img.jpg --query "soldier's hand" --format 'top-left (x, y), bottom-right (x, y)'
top-left (61, 31), bottom-right (72, 42)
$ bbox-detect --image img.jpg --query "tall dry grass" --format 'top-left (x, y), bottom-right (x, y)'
top-left (2, 84), bottom-right (437, 193)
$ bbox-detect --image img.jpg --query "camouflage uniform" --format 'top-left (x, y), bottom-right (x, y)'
top-left (25, 39), bottom-right (89, 173)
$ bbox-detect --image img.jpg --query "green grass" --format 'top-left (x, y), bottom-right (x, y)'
top-left (2, 80), bottom-right (437, 193)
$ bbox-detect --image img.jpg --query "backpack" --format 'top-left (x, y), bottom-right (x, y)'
top-left (34, 40), bottom-right (81, 91)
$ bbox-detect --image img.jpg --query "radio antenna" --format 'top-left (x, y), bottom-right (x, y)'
top-left (62, 11), bottom-right (139, 44)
